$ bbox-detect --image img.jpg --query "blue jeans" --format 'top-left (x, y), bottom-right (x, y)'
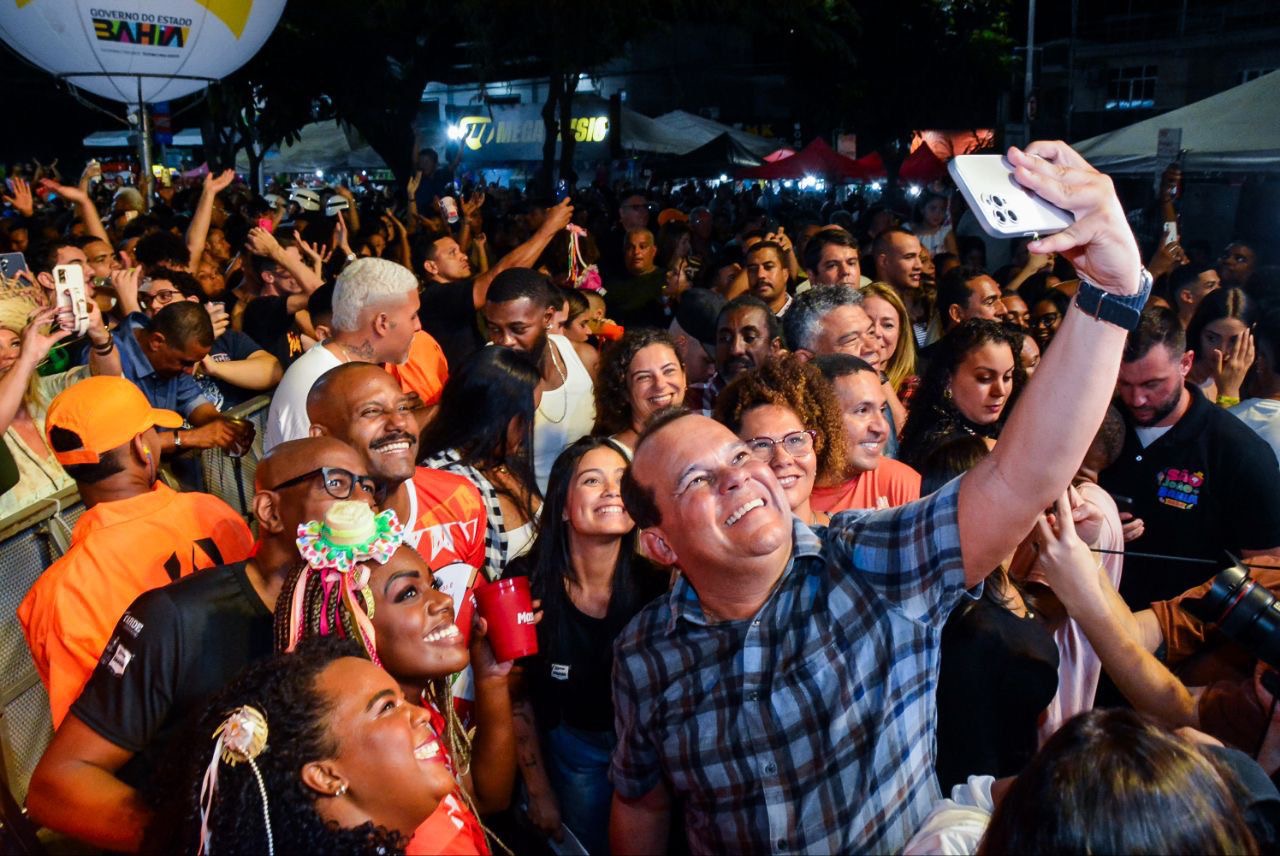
top-left (545, 724), bottom-right (616, 855)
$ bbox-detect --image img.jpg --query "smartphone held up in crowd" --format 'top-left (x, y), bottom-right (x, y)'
top-left (949, 154), bottom-right (1076, 240)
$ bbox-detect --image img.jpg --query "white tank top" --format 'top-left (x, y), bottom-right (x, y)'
top-left (533, 334), bottom-right (595, 494)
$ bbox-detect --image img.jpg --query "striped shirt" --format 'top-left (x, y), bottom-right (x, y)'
top-left (611, 478), bottom-right (971, 854)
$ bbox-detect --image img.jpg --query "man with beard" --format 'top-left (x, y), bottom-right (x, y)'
top-left (1100, 306), bottom-right (1280, 610)
top-left (684, 295), bottom-right (782, 417)
top-left (265, 257), bottom-right (420, 451)
top-left (483, 269), bottom-right (598, 494)
top-left (746, 241), bottom-right (793, 317)
top-left (306, 361), bottom-right (492, 722)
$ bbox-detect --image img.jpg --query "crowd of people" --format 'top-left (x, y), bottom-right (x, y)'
top-left (3, 138), bottom-right (1280, 855)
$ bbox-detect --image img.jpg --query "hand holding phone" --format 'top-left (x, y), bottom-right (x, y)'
top-left (52, 264), bottom-right (90, 337)
top-left (949, 154), bottom-right (1075, 239)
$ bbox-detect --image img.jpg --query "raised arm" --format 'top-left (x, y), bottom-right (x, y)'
top-left (1035, 493), bottom-right (1198, 728)
top-left (0, 308), bottom-right (67, 433)
top-left (957, 143), bottom-right (1143, 585)
top-left (39, 176), bottom-right (109, 245)
top-left (470, 198), bottom-right (574, 309)
top-left (186, 169), bottom-right (235, 272)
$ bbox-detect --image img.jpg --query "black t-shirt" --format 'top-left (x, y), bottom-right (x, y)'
top-left (1100, 385), bottom-right (1280, 609)
top-left (934, 595), bottom-right (1059, 791)
top-left (242, 295), bottom-right (306, 368)
top-left (419, 279), bottom-right (484, 369)
top-left (507, 559), bottom-right (665, 733)
top-left (70, 562), bottom-right (274, 790)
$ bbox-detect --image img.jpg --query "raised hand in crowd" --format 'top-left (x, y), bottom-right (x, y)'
top-left (293, 229), bottom-right (331, 275)
top-left (78, 159), bottom-right (101, 192)
top-left (1147, 238), bottom-right (1189, 278)
top-left (4, 177), bottom-right (34, 217)
top-left (1007, 142), bottom-right (1142, 292)
top-left (1210, 326), bottom-right (1255, 401)
top-left (334, 183), bottom-right (360, 233)
top-left (333, 210), bottom-right (354, 260)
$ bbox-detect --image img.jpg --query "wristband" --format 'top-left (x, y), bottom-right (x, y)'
top-left (1073, 268), bottom-right (1153, 331)
top-left (1216, 394), bottom-right (1241, 408)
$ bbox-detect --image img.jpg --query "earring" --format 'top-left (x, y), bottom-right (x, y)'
top-left (335, 783), bottom-right (348, 797)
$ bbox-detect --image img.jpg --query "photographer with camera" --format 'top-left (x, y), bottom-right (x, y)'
top-left (1033, 485), bottom-right (1280, 771)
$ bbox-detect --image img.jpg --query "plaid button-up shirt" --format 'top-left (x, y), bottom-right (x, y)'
top-left (611, 478), bottom-right (970, 854)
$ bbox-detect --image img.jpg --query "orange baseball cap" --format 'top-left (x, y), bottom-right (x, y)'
top-left (46, 376), bottom-right (183, 466)
top-left (656, 207), bottom-right (689, 227)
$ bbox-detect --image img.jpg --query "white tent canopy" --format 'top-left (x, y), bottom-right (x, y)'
top-left (235, 121), bottom-right (387, 173)
top-left (1073, 70), bottom-right (1280, 174)
top-left (653, 110), bottom-right (777, 157)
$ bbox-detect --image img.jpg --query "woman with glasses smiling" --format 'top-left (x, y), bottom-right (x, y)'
top-left (1030, 289), bottom-right (1072, 353)
top-left (715, 355), bottom-right (849, 526)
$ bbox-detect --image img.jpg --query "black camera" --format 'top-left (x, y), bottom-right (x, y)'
top-left (1181, 562), bottom-right (1280, 670)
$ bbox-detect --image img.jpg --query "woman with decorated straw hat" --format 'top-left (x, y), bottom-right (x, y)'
top-left (0, 281), bottom-right (120, 516)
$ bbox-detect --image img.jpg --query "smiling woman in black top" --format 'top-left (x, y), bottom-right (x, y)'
top-left (505, 436), bottom-right (665, 854)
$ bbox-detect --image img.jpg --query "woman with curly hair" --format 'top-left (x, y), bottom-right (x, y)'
top-left (146, 637), bottom-right (455, 855)
top-left (593, 328), bottom-right (686, 455)
top-left (715, 354), bottom-right (848, 526)
top-left (275, 506), bottom-right (515, 855)
top-left (899, 319), bottom-right (1026, 471)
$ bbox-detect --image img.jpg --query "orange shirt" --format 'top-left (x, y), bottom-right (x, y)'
top-left (406, 702), bottom-right (490, 856)
top-left (409, 466), bottom-right (487, 726)
top-left (17, 483), bottom-right (254, 727)
top-left (810, 458), bottom-right (923, 514)
top-left (386, 331), bottom-right (450, 407)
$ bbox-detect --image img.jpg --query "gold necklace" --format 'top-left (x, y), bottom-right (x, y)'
top-left (538, 339), bottom-right (570, 424)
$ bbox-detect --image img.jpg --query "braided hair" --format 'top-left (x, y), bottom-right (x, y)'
top-left (272, 555), bottom-right (477, 805)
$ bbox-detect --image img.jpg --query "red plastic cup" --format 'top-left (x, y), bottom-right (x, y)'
top-left (473, 577), bottom-right (539, 661)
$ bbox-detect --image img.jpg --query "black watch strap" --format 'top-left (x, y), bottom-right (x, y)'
top-left (1073, 269), bottom-right (1153, 331)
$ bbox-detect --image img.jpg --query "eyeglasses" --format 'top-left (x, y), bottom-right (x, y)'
top-left (744, 430), bottom-right (817, 461)
top-left (268, 467), bottom-right (377, 500)
top-left (1032, 312), bottom-right (1061, 329)
top-left (143, 288), bottom-right (184, 307)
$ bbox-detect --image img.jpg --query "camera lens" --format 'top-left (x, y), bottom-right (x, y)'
top-left (995, 210), bottom-right (1006, 223)
top-left (992, 195), bottom-right (1006, 208)
top-left (1008, 210), bottom-right (1019, 222)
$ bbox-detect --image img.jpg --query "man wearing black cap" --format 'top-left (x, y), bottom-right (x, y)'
top-left (670, 288), bottom-right (723, 386)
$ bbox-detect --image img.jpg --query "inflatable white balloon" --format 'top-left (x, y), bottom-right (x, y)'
top-left (0, 0), bottom-right (287, 103)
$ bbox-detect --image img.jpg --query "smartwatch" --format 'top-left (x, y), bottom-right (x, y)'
top-left (1073, 268), bottom-right (1154, 331)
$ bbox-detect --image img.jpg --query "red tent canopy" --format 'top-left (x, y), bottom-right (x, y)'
top-left (737, 137), bottom-right (882, 181)
top-left (763, 147), bottom-right (796, 162)
top-left (899, 144), bottom-right (949, 184)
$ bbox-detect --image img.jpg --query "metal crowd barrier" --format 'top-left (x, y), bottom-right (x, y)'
top-left (0, 485), bottom-right (83, 809)
top-left (197, 395), bottom-right (271, 520)
top-left (0, 395), bottom-right (271, 811)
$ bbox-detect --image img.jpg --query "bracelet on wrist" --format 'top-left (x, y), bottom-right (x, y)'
top-left (91, 337), bottom-right (115, 355)
top-left (1216, 394), bottom-right (1241, 408)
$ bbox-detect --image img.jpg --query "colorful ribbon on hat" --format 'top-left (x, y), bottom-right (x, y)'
top-left (567, 223), bottom-right (604, 294)
top-left (282, 504), bottom-right (405, 664)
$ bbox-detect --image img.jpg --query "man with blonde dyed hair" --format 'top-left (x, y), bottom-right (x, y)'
top-left (265, 257), bottom-right (421, 451)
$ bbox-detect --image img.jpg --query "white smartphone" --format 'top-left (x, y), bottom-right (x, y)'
top-left (53, 264), bottom-right (91, 337)
top-left (949, 154), bottom-right (1075, 239)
